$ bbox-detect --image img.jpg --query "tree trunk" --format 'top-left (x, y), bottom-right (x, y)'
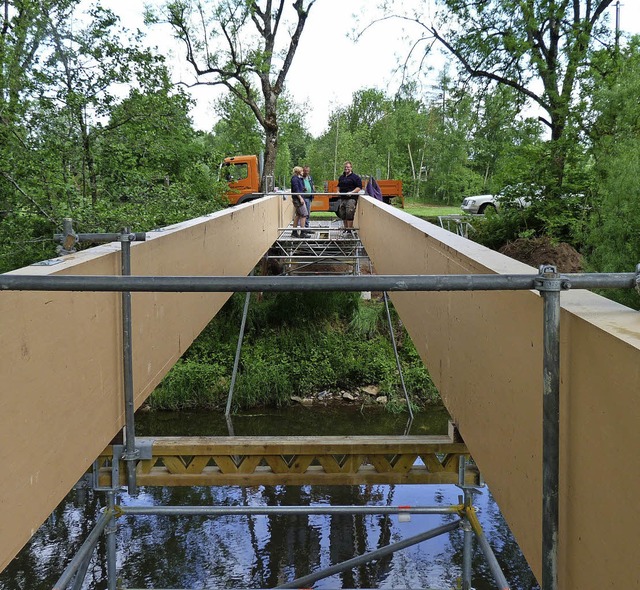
top-left (548, 110), bottom-right (567, 192)
top-left (261, 98), bottom-right (279, 191)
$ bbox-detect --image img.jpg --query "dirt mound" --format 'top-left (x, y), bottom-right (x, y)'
top-left (499, 237), bottom-right (583, 273)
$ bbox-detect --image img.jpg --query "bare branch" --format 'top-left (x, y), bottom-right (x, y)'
top-left (428, 23), bottom-right (550, 111)
top-left (0, 171), bottom-right (58, 225)
top-left (274, 0), bottom-right (315, 94)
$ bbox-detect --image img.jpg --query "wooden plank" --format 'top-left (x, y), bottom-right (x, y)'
top-left (97, 463), bottom-right (481, 488)
top-left (0, 197), bottom-right (288, 573)
top-left (389, 454), bottom-right (419, 473)
top-left (422, 454), bottom-right (446, 473)
top-left (236, 456), bottom-right (262, 474)
top-left (161, 456), bottom-right (189, 474)
top-left (185, 456), bottom-right (211, 474)
top-left (147, 435), bottom-right (462, 455)
top-left (130, 471), bottom-right (465, 487)
top-left (97, 436), bottom-right (473, 487)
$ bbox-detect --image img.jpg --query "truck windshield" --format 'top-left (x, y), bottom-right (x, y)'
top-left (220, 163), bottom-right (248, 183)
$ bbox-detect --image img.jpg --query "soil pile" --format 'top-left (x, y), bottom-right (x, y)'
top-left (499, 237), bottom-right (583, 273)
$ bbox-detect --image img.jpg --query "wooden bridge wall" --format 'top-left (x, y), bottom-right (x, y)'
top-left (357, 196), bottom-right (640, 589)
top-left (0, 196), bottom-right (291, 572)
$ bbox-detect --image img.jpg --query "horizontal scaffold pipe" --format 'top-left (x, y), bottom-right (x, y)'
top-left (120, 504), bottom-right (463, 517)
top-left (0, 272), bottom-right (637, 293)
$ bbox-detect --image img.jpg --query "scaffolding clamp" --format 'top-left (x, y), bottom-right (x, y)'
top-left (535, 265), bottom-right (570, 292)
top-left (55, 218), bottom-right (78, 255)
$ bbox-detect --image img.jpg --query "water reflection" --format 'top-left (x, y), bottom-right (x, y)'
top-left (0, 407), bottom-right (539, 589)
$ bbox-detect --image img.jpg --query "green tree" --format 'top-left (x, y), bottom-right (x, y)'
top-left (469, 85), bottom-right (543, 191)
top-left (586, 39), bottom-right (640, 308)
top-left (151, 0), bottom-right (316, 188)
top-left (382, 0), bottom-right (615, 192)
top-left (97, 88), bottom-right (218, 202)
top-left (0, 2), bottom-right (226, 271)
top-left (40, 5), bottom-right (169, 205)
top-left (209, 93), bottom-right (264, 157)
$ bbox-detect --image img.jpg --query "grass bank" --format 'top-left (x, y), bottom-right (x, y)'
top-left (311, 201), bottom-right (460, 221)
top-left (150, 292), bottom-right (441, 413)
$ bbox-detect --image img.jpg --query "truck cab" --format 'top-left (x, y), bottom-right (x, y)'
top-left (220, 155), bottom-right (262, 205)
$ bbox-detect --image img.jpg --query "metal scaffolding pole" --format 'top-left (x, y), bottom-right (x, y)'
top-left (275, 519), bottom-right (462, 589)
top-left (106, 492), bottom-right (117, 590)
top-left (462, 518), bottom-right (473, 590)
top-left (225, 290), bottom-right (252, 418)
top-left (52, 507), bottom-right (115, 590)
top-left (538, 266), bottom-right (561, 590)
top-left (465, 505), bottom-right (511, 590)
top-left (2, 271), bottom-right (637, 293)
top-left (120, 229), bottom-right (139, 495)
top-left (119, 504), bottom-right (464, 517)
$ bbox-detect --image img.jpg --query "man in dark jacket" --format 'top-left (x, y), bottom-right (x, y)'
top-left (337, 161), bottom-right (362, 230)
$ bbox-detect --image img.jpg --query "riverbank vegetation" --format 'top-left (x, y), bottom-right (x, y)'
top-left (149, 292), bottom-right (440, 412)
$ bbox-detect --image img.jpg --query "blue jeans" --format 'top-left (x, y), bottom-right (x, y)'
top-left (303, 197), bottom-right (312, 227)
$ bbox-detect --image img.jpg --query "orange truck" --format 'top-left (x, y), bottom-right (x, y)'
top-left (221, 155), bottom-right (404, 211)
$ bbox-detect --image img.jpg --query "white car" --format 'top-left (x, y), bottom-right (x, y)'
top-left (461, 194), bottom-right (496, 214)
top-left (461, 192), bottom-right (531, 214)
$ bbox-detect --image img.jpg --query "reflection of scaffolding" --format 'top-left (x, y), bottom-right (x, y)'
top-left (267, 220), bottom-right (370, 276)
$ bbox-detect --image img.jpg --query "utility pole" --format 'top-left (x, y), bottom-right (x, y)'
top-left (615, 0), bottom-right (621, 52)
top-left (333, 117), bottom-right (339, 180)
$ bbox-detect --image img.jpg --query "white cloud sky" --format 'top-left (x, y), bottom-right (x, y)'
top-left (95, 1), bottom-right (639, 137)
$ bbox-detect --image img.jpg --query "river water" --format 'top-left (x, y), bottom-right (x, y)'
top-left (0, 407), bottom-right (540, 589)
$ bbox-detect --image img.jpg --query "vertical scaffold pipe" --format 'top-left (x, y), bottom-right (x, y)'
top-left (462, 518), bottom-right (473, 590)
top-left (106, 492), bottom-right (117, 590)
top-left (121, 229), bottom-right (139, 495)
top-left (538, 265), bottom-right (562, 590)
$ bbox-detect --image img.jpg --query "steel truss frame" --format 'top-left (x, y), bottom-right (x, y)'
top-left (267, 221), bottom-right (370, 275)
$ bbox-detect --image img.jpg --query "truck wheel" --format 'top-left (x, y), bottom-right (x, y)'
top-left (235, 193), bottom-right (262, 205)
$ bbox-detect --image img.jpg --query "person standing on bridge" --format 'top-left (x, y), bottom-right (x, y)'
top-left (337, 161), bottom-right (363, 232)
top-left (291, 166), bottom-right (310, 238)
top-left (302, 165), bottom-right (315, 228)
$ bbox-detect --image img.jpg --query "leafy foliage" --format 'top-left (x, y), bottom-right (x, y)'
top-left (151, 293), bottom-right (440, 412)
top-left (585, 39), bottom-right (640, 309)
top-left (0, 4), bottom-right (226, 272)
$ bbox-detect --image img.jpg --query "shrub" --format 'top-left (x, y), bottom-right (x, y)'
top-left (150, 294), bottom-right (442, 412)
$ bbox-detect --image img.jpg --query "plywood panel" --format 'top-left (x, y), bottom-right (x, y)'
top-left (0, 196), bottom-right (291, 572)
top-left (357, 197), bottom-right (640, 588)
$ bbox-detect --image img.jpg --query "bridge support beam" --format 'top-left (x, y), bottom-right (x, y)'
top-left (356, 196), bottom-right (640, 589)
